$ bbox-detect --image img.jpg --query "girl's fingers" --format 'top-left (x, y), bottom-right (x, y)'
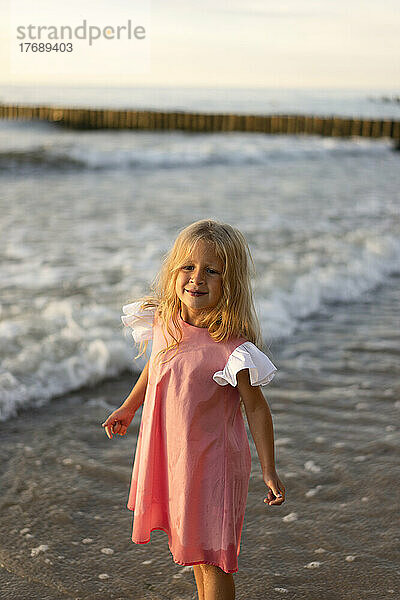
top-left (103, 419), bottom-right (118, 438)
top-left (264, 482), bottom-right (285, 505)
top-left (101, 415), bottom-right (129, 439)
top-left (265, 497), bottom-right (284, 505)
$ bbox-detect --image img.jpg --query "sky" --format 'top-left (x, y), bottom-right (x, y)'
top-left (1, 0), bottom-right (399, 88)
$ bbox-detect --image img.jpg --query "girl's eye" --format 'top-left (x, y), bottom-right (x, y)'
top-left (181, 265), bottom-right (220, 274)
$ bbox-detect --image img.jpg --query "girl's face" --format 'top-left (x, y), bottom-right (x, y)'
top-left (175, 240), bottom-right (224, 319)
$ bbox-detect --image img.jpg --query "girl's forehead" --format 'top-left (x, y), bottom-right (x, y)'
top-left (184, 240), bottom-right (223, 263)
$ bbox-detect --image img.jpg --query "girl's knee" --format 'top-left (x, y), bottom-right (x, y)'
top-left (199, 563), bottom-right (218, 572)
top-left (199, 564), bottom-right (231, 576)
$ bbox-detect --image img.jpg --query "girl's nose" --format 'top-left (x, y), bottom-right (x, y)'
top-left (190, 270), bottom-right (204, 284)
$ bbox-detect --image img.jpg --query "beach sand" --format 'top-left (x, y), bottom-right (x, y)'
top-left (1, 277), bottom-right (399, 600)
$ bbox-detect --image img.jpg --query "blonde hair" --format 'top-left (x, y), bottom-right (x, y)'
top-left (132, 219), bottom-right (265, 363)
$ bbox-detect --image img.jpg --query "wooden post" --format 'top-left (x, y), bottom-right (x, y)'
top-left (322, 118), bottom-right (334, 136)
top-left (295, 116), bottom-right (305, 134)
top-left (152, 111), bottom-right (161, 130)
top-left (270, 115), bottom-right (280, 134)
top-left (391, 120), bottom-right (400, 140)
top-left (381, 120), bottom-right (392, 138)
top-left (350, 120), bottom-right (362, 137)
top-left (343, 119), bottom-right (351, 136)
top-left (311, 117), bottom-right (321, 136)
top-left (278, 116), bottom-right (287, 134)
top-left (287, 116), bottom-right (297, 134)
top-left (361, 120), bottom-right (372, 137)
top-left (220, 114), bottom-right (229, 131)
top-left (371, 120), bottom-right (383, 138)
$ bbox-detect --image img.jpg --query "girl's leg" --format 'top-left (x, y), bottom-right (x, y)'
top-left (200, 564), bottom-right (235, 600)
top-left (193, 565), bottom-right (205, 600)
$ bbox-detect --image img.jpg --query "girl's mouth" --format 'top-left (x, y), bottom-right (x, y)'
top-left (185, 289), bottom-right (207, 297)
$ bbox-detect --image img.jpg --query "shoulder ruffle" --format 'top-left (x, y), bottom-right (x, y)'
top-left (121, 301), bottom-right (156, 343)
top-left (213, 341), bottom-right (278, 387)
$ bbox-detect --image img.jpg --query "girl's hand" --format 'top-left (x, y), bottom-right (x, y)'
top-left (101, 405), bottom-right (136, 439)
top-left (263, 469), bottom-right (286, 506)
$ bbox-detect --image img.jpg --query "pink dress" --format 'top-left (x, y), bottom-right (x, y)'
top-left (121, 302), bottom-right (278, 573)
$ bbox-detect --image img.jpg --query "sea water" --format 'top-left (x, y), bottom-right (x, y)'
top-left (0, 86), bottom-right (399, 420)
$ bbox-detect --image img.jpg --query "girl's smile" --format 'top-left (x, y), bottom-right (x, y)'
top-left (185, 288), bottom-right (207, 297)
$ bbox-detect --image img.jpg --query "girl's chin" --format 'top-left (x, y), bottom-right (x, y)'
top-left (185, 295), bottom-right (208, 304)
top-left (181, 296), bottom-right (211, 307)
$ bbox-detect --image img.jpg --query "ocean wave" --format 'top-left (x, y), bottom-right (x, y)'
top-left (0, 133), bottom-right (392, 172)
top-left (1, 232), bottom-right (399, 421)
top-left (257, 234), bottom-right (400, 340)
top-left (0, 149), bottom-right (85, 170)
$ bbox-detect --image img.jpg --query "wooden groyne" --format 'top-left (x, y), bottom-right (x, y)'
top-left (1, 104), bottom-right (399, 144)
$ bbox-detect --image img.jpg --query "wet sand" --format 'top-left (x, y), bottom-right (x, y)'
top-left (0, 276), bottom-right (399, 600)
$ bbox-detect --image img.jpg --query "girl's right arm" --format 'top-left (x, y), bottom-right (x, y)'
top-left (101, 360), bottom-right (150, 439)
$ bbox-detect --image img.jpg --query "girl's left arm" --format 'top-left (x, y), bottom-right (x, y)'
top-left (236, 369), bottom-right (285, 506)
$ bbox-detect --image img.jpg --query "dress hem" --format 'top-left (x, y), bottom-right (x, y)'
top-left (127, 518), bottom-right (238, 574)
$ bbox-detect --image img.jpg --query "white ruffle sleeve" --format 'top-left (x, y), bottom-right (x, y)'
top-left (121, 301), bottom-right (156, 343)
top-left (213, 341), bottom-right (278, 387)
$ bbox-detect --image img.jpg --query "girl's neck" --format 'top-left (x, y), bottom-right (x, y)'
top-left (179, 307), bottom-right (209, 328)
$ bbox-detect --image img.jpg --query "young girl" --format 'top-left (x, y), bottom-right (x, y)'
top-left (102, 219), bottom-right (285, 600)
